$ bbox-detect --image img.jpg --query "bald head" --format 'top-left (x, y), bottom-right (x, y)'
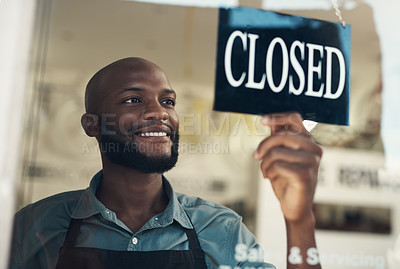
top-left (85, 57), bottom-right (167, 113)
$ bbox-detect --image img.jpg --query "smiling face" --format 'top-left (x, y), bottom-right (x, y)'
top-left (82, 58), bottom-right (179, 173)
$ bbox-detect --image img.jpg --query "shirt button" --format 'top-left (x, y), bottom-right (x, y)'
top-left (132, 237), bottom-right (138, 245)
top-left (105, 210), bottom-right (110, 214)
top-left (154, 217), bottom-right (159, 221)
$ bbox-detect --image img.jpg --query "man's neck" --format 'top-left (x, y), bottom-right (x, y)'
top-left (96, 159), bottom-right (169, 233)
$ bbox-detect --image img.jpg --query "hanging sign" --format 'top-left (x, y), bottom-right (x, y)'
top-left (213, 6), bottom-right (351, 125)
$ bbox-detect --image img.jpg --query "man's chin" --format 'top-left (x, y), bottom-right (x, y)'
top-left (100, 132), bottom-right (179, 174)
top-left (105, 153), bottom-right (178, 174)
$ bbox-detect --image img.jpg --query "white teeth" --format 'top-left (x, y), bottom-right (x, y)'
top-left (139, 132), bottom-right (167, 137)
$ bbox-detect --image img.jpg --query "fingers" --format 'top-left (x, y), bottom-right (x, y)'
top-left (253, 133), bottom-right (322, 161)
top-left (261, 161), bottom-right (310, 188)
top-left (260, 112), bottom-right (309, 136)
top-left (259, 148), bottom-right (320, 179)
top-left (254, 111), bottom-right (322, 180)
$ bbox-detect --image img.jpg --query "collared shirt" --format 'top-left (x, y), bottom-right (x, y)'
top-left (9, 171), bottom-right (275, 269)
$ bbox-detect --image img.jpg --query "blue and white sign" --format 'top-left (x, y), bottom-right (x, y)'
top-left (214, 6), bottom-right (351, 125)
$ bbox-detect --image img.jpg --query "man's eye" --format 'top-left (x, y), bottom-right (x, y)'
top-left (162, 99), bottom-right (175, 106)
top-left (124, 97), bottom-right (141, 104)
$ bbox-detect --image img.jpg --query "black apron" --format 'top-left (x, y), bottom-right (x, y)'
top-left (55, 218), bottom-right (208, 269)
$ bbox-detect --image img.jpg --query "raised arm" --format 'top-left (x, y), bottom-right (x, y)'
top-left (253, 112), bottom-right (323, 269)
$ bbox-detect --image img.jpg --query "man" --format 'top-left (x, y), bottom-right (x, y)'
top-left (9, 57), bottom-right (322, 269)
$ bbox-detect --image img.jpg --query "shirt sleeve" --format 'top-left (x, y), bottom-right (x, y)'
top-left (8, 200), bottom-right (70, 269)
top-left (8, 207), bottom-right (46, 269)
top-left (219, 216), bottom-right (276, 269)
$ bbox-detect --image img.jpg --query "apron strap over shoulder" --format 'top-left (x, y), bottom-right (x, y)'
top-left (62, 218), bottom-right (82, 248)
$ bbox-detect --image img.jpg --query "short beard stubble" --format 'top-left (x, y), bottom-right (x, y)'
top-left (100, 131), bottom-right (179, 174)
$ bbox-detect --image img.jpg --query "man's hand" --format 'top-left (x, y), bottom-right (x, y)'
top-left (253, 112), bottom-right (322, 223)
top-left (253, 112), bottom-right (323, 268)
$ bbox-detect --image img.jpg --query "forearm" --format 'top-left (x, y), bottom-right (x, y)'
top-left (285, 212), bottom-right (321, 269)
top-left (254, 113), bottom-right (323, 268)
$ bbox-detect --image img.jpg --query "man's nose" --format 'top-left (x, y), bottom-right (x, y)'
top-left (143, 101), bottom-right (169, 121)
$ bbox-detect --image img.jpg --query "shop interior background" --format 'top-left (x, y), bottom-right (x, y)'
top-left (2, 0), bottom-right (400, 268)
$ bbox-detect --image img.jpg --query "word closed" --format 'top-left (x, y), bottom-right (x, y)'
top-left (224, 30), bottom-right (346, 99)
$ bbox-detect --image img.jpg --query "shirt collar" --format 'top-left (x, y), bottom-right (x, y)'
top-left (71, 170), bottom-right (193, 230)
top-left (160, 175), bottom-right (193, 229)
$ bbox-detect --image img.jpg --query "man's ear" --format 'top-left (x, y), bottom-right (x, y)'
top-left (81, 113), bottom-right (100, 137)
